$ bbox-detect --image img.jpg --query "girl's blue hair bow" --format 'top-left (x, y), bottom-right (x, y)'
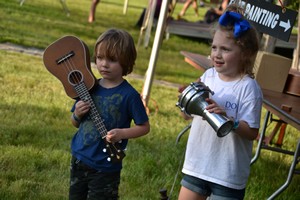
top-left (218, 11), bottom-right (251, 38)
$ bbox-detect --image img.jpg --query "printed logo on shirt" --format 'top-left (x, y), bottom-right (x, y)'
top-left (225, 101), bottom-right (238, 109)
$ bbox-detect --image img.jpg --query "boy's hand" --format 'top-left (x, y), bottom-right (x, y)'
top-left (106, 129), bottom-right (123, 143)
top-left (74, 100), bottom-right (90, 118)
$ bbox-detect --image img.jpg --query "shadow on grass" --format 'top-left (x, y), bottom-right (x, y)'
top-left (0, 102), bottom-right (73, 151)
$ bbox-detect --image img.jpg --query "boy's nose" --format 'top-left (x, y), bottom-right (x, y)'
top-left (100, 59), bottom-right (109, 68)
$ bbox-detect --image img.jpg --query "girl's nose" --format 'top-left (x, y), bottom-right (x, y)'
top-left (214, 49), bottom-right (221, 58)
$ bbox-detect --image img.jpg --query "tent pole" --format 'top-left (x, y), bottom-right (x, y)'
top-left (141, 0), bottom-right (169, 108)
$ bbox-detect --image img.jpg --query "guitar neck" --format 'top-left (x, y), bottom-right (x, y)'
top-left (74, 82), bottom-right (107, 138)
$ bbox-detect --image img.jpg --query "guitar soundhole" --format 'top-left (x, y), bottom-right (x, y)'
top-left (68, 70), bottom-right (83, 85)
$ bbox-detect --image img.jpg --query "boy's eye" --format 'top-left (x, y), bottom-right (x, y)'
top-left (96, 55), bottom-right (118, 62)
top-left (109, 57), bottom-right (118, 62)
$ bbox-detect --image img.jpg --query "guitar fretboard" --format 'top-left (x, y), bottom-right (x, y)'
top-left (74, 82), bottom-right (107, 138)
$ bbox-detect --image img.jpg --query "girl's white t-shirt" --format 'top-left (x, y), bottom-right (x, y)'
top-left (182, 68), bottom-right (263, 189)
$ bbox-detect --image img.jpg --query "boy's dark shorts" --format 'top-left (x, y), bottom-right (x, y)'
top-left (69, 156), bottom-right (120, 200)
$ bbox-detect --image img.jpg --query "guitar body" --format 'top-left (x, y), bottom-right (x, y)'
top-left (43, 36), bottom-right (125, 163)
top-left (43, 35), bottom-right (96, 99)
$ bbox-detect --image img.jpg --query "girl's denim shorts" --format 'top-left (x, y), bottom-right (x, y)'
top-left (181, 174), bottom-right (245, 200)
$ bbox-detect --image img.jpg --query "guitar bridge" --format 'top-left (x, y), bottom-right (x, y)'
top-left (56, 51), bottom-right (75, 64)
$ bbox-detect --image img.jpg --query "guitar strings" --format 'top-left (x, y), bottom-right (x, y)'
top-left (58, 46), bottom-right (123, 160)
top-left (62, 51), bottom-right (107, 139)
top-left (67, 57), bottom-right (82, 84)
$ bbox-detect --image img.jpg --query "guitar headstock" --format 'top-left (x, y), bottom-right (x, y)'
top-left (103, 140), bottom-right (126, 163)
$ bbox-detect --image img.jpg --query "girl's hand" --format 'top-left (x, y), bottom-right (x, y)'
top-left (178, 78), bottom-right (201, 93)
top-left (74, 100), bottom-right (90, 118)
top-left (205, 98), bottom-right (227, 116)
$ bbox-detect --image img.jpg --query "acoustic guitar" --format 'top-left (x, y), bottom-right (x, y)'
top-left (43, 35), bottom-right (125, 163)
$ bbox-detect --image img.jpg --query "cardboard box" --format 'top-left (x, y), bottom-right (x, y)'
top-left (254, 51), bottom-right (292, 92)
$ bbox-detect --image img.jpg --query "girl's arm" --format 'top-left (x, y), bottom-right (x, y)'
top-left (205, 98), bottom-right (258, 140)
top-left (233, 120), bottom-right (259, 140)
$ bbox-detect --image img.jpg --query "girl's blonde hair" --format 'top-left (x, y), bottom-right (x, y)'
top-left (94, 28), bottom-right (137, 76)
top-left (211, 4), bottom-right (260, 78)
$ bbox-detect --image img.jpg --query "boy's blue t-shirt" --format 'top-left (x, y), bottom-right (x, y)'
top-left (71, 79), bottom-right (148, 172)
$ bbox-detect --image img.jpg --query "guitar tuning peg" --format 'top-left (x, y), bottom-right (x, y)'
top-left (103, 148), bottom-right (107, 153)
top-left (107, 157), bottom-right (111, 162)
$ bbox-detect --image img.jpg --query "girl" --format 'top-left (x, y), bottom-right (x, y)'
top-left (178, 5), bottom-right (263, 200)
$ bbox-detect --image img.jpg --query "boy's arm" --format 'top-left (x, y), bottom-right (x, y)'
top-left (106, 121), bottom-right (150, 143)
top-left (70, 100), bottom-right (90, 128)
top-left (71, 112), bottom-right (81, 128)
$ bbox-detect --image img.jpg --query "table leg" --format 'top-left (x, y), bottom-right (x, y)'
top-left (264, 121), bottom-right (282, 145)
top-left (275, 123), bottom-right (287, 147)
top-left (251, 111), bottom-right (271, 165)
top-left (176, 123), bottom-right (192, 144)
top-left (267, 139), bottom-right (300, 200)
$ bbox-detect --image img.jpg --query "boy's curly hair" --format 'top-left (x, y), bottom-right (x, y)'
top-left (94, 28), bottom-right (137, 76)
